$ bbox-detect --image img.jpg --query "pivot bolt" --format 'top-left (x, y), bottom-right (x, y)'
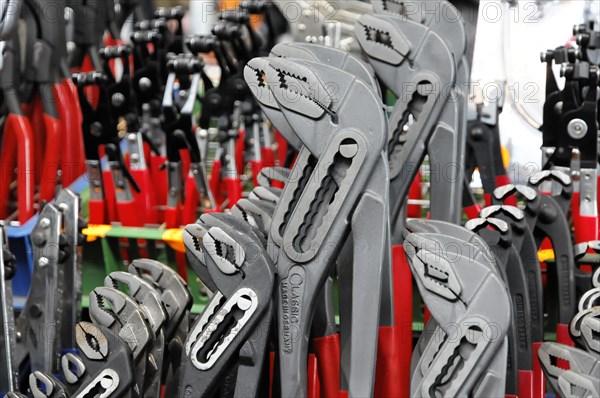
top-left (567, 119), bottom-right (587, 139)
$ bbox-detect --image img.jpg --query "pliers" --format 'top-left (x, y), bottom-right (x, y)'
top-left (100, 45), bottom-right (158, 227)
top-left (128, 259), bottom-right (192, 397)
top-left (19, 0), bottom-right (67, 205)
top-left (570, 306), bottom-right (600, 355)
top-left (403, 225), bottom-right (512, 397)
top-left (14, 203), bottom-right (63, 374)
top-left (55, 189), bottom-right (85, 355)
top-left (27, 371), bottom-right (70, 398)
top-left (188, 34), bottom-right (244, 210)
top-left (179, 221), bottom-right (275, 397)
top-left (541, 55), bottom-right (598, 243)
top-left (355, 13), bottom-right (459, 240)
top-left (371, 0), bottom-right (471, 220)
top-left (494, 182), bottom-right (577, 347)
top-left (261, 56), bottom-right (388, 397)
top-left (466, 216), bottom-right (534, 397)
top-left (68, 321), bottom-right (136, 397)
top-left (401, 218), bottom-right (501, 378)
top-left (538, 342), bottom-right (600, 398)
top-left (162, 54), bottom-right (216, 230)
top-left (0, 0), bottom-right (35, 223)
top-left (103, 272), bottom-right (167, 397)
top-left (574, 241), bottom-right (600, 294)
top-left (74, 71), bottom-right (140, 225)
top-left (88, 287), bottom-right (153, 396)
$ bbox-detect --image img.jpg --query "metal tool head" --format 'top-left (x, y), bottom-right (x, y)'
top-left (403, 233), bottom-right (462, 302)
top-left (270, 42), bottom-right (381, 98)
top-left (29, 371), bottom-right (69, 398)
top-left (529, 169), bottom-right (573, 188)
top-left (404, 228), bottom-right (511, 397)
top-left (355, 13), bottom-right (410, 72)
top-left (244, 57), bottom-right (303, 150)
top-left (404, 218), bottom-right (495, 261)
top-left (231, 199), bottom-right (274, 237)
top-left (183, 223), bottom-right (215, 292)
top-left (202, 226), bottom-right (246, 278)
top-left (479, 205), bottom-right (529, 238)
top-left (574, 241), bottom-right (600, 261)
top-left (75, 322), bottom-right (110, 361)
top-left (528, 169), bottom-right (573, 213)
top-left (73, 321), bottom-right (135, 397)
top-left (128, 258), bottom-right (192, 339)
top-left (355, 13), bottom-right (455, 97)
top-left (404, 230), bottom-right (509, 321)
top-left (493, 183), bottom-right (539, 204)
top-left (248, 186), bottom-right (281, 205)
top-left (61, 352), bottom-right (86, 385)
top-left (538, 342), bottom-right (600, 395)
top-left (258, 166), bottom-right (291, 188)
top-left (3, 393), bottom-right (27, 398)
top-left (104, 271), bottom-right (167, 335)
top-left (371, 0), bottom-right (425, 21)
top-left (579, 288), bottom-right (600, 312)
top-left (180, 223), bottom-right (275, 397)
top-left (198, 212), bottom-right (267, 251)
top-left (89, 286), bottom-right (152, 360)
top-left (466, 217), bottom-right (512, 247)
top-left (570, 307), bottom-right (600, 354)
top-left (557, 370), bottom-right (600, 398)
top-left (371, 0), bottom-right (467, 67)
top-left (264, 57), bottom-right (387, 157)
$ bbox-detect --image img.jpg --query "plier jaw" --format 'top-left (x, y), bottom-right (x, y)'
top-left (180, 222), bottom-right (274, 397)
top-left (404, 226), bottom-right (512, 397)
top-left (71, 321), bottom-right (135, 397)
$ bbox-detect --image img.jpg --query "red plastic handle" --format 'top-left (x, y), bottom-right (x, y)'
top-left (88, 199), bottom-right (106, 225)
top-left (235, 129), bottom-right (246, 176)
top-left (164, 206), bottom-right (180, 229)
top-left (150, 155), bottom-right (168, 212)
top-left (518, 370), bottom-right (533, 398)
top-left (102, 169), bottom-right (118, 223)
top-left (496, 175), bottom-right (517, 206)
top-left (56, 82), bottom-right (85, 187)
top-left (375, 326), bottom-right (405, 398)
top-left (182, 174), bottom-right (199, 225)
top-left (391, 245), bottom-right (412, 396)
top-left (532, 342), bottom-right (545, 398)
top-left (313, 333), bottom-right (340, 398)
top-left (210, 159), bottom-right (223, 207)
top-left (261, 147), bottom-right (276, 168)
top-left (38, 114), bottom-right (62, 203)
top-left (483, 193), bottom-right (492, 207)
top-left (224, 177), bottom-right (242, 209)
top-left (116, 199), bottom-right (142, 227)
top-left (275, 130), bottom-right (288, 167)
top-left (130, 168), bottom-right (157, 225)
top-left (408, 171), bottom-right (422, 218)
top-left (250, 160), bottom-right (263, 187)
top-left (464, 204), bottom-right (482, 220)
top-left (307, 354), bottom-right (320, 398)
top-left (557, 323), bottom-right (575, 347)
top-left (573, 213), bottom-right (599, 243)
top-left (0, 114), bottom-right (35, 222)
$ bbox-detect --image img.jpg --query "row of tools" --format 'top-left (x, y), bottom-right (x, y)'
top-left (1, 0), bottom-right (600, 397)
